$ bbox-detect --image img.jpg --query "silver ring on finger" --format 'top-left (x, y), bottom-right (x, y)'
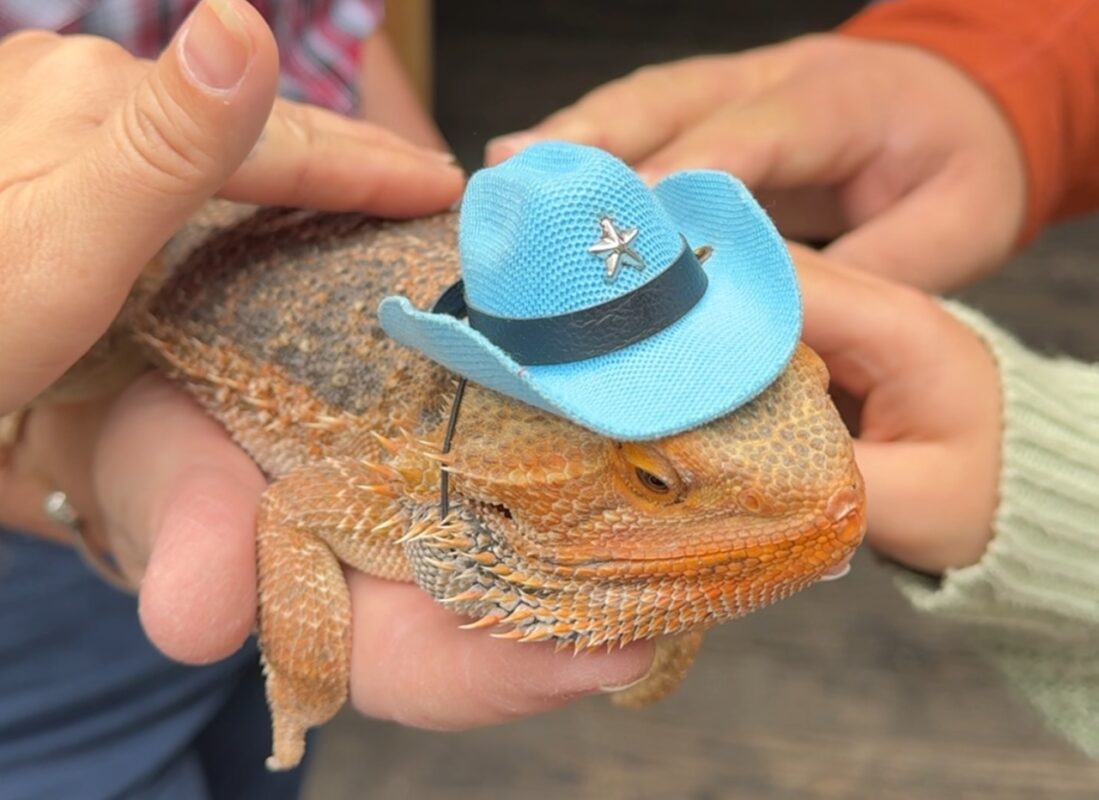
top-left (43, 489), bottom-right (83, 532)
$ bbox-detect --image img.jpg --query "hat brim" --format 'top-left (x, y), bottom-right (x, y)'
top-left (378, 170), bottom-right (802, 441)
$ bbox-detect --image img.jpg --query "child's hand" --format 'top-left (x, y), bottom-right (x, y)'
top-left (792, 243), bottom-right (1003, 573)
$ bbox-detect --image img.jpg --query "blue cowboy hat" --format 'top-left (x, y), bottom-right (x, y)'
top-left (378, 142), bottom-right (801, 441)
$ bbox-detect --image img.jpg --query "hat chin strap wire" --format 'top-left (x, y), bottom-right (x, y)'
top-left (438, 376), bottom-right (467, 520)
top-left (431, 281), bottom-right (472, 521)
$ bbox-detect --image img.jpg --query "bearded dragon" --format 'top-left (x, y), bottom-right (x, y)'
top-left (128, 204), bottom-right (866, 770)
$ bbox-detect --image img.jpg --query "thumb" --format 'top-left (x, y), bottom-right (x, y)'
top-left (852, 439), bottom-right (994, 573)
top-left (48, 0), bottom-right (279, 308)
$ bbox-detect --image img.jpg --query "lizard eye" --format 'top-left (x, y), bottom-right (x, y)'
top-left (614, 443), bottom-right (684, 504)
top-left (635, 468), bottom-right (670, 494)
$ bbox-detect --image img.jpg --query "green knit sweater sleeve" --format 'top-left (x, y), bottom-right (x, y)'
top-left (896, 302), bottom-right (1099, 755)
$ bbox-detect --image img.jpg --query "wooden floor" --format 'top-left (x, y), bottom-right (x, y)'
top-left (307, 3), bottom-right (1099, 797)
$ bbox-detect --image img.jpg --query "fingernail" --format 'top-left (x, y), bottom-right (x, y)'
top-left (599, 669), bottom-right (652, 694)
top-left (541, 642), bottom-right (654, 698)
top-left (420, 147), bottom-right (458, 165)
top-left (485, 131), bottom-right (543, 163)
top-left (180, 0), bottom-right (253, 92)
top-left (595, 646), bottom-right (656, 693)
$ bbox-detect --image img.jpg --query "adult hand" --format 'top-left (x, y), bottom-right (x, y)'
top-left (7, 376), bottom-right (652, 728)
top-left (0, 0), bottom-right (463, 413)
top-left (0, 0), bottom-right (650, 729)
top-left (486, 35), bottom-right (1026, 292)
top-left (791, 243), bottom-right (1002, 573)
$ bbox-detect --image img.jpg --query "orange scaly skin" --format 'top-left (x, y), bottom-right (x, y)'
top-left (137, 204), bottom-right (866, 771)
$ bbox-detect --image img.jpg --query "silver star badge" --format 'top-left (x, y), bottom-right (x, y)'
top-left (589, 217), bottom-right (645, 281)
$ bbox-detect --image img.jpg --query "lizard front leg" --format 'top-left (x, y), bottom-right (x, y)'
top-left (257, 458), bottom-right (409, 770)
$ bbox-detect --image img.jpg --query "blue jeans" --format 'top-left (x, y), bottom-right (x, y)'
top-left (0, 529), bottom-right (307, 800)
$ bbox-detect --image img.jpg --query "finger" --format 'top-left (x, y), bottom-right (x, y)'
top-left (852, 440), bottom-right (995, 573)
top-left (219, 99), bottom-right (464, 215)
top-left (634, 75), bottom-right (879, 188)
top-left (824, 162), bottom-right (1013, 291)
top-left (7, 0), bottom-right (281, 404)
top-left (347, 574), bottom-right (655, 730)
top-left (789, 243), bottom-right (934, 395)
top-left (485, 50), bottom-right (787, 166)
top-left (93, 374), bottom-right (265, 664)
top-left (56, 0), bottom-right (279, 291)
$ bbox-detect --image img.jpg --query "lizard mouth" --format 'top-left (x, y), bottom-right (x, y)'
top-left (479, 501), bottom-right (513, 521)
top-left (460, 490), bottom-right (865, 579)
top-left (452, 476), bottom-right (866, 572)
top-left (420, 486), bottom-right (866, 647)
top-left (461, 498), bottom-right (515, 533)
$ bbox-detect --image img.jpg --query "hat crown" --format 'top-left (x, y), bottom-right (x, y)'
top-left (459, 142), bottom-right (685, 319)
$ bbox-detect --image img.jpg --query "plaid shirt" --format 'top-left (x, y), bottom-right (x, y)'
top-left (0, 0), bottom-right (384, 112)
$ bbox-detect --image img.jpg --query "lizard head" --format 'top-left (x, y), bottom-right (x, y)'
top-left (401, 343), bottom-right (865, 650)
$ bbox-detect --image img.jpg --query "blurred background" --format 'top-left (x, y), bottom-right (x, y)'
top-left (306, 1), bottom-right (1099, 797)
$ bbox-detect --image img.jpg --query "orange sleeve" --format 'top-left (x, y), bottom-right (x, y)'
top-left (840, 0), bottom-right (1099, 243)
